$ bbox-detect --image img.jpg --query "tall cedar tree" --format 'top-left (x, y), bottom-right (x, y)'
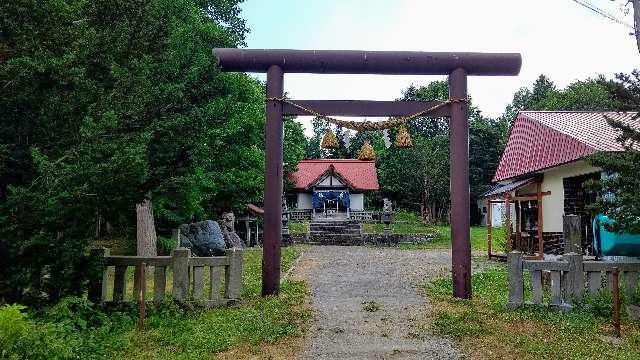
top-left (0, 0), bottom-right (265, 304)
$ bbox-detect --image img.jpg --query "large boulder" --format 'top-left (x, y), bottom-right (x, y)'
top-left (179, 220), bottom-right (226, 256)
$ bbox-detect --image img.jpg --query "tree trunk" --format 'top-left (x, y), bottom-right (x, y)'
top-left (136, 198), bottom-right (157, 257)
top-left (633, 0), bottom-right (640, 53)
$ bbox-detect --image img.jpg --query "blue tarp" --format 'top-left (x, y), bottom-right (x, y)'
top-left (313, 191), bottom-right (350, 209)
top-left (593, 214), bottom-right (640, 256)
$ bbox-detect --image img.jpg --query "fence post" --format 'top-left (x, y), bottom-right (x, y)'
top-left (563, 215), bottom-right (582, 254)
top-left (88, 247), bottom-right (109, 303)
top-left (612, 267), bottom-right (622, 337)
top-left (172, 248), bottom-right (190, 302)
top-left (171, 228), bottom-right (181, 249)
top-left (507, 251), bottom-right (524, 309)
top-left (565, 252), bottom-right (584, 303)
top-left (137, 263), bottom-right (146, 330)
top-left (225, 248), bottom-right (243, 301)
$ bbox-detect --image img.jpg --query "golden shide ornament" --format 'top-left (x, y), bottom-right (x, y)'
top-left (321, 129), bottom-right (338, 149)
top-left (358, 140), bottom-right (376, 160)
top-left (394, 125), bottom-right (413, 148)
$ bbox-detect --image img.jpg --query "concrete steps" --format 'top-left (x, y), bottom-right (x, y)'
top-left (308, 219), bottom-right (362, 245)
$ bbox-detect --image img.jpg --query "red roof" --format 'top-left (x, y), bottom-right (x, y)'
top-left (493, 111), bottom-right (639, 182)
top-left (290, 159), bottom-right (379, 191)
top-left (246, 203), bottom-right (264, 215)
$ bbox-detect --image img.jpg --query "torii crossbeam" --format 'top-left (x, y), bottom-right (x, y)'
top-left (213, 48), bottom-right (522, 299)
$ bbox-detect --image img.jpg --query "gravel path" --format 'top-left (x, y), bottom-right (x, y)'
top-left (297, 246), bottom-right (460, 360)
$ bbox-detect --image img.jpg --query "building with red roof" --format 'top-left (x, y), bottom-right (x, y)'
top-left (483, 111), bottom-right (639, 255)
top-left (289, 159), bottom-right (379, 215)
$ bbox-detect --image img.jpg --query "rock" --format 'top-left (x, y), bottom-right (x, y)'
top-left (600, 335), bottom-right (623, 345)
top-left (282, 233), bottom-right (293, 247)
top-left (220, 212), bottom-right (244, 248)
top-left (627, 304), bottom-right (640, 321)
top-left (178, 220), bottom-right (226, 256)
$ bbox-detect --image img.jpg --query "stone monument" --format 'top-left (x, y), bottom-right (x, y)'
top-left (380, 198), bottom-right (395, 241)
top-left (281, 196), bottom-right (292, 246)
top-left (220, 212), bottom-right (245, 249)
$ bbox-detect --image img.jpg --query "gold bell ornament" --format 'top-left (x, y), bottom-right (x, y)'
top-left (358, 140), bottom-right (376, 160)
top-left (394, 125), bottom-right (413, 148)
top-left (321, 129), bottom-right (338, 149)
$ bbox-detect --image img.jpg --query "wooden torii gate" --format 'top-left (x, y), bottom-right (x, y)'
top-left (213, 49), bottom-right (521, 299)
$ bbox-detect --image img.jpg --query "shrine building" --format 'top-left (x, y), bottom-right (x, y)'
top-left (289, 159), bottom-right (379, 216)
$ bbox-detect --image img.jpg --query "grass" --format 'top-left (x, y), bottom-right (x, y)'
top-left (363, 211), bottom-right (507, 252)
top-left (5, 246), bottom-right (309, 360)
top-left (121, 246), bottom-right (310, 359)
top-left (362, 210), bottom-right (432, 235)
top-left (362, 300), bottom-right (381, 312)
top-left (423, 263), bottom-right (640, 360)
top-left (288, 221), bottom-right (309, 236)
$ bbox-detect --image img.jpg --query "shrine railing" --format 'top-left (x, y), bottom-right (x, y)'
top-left (289, 209), bottom-right (312, 221)
top-left (349, 211), bottom-right (378, 222)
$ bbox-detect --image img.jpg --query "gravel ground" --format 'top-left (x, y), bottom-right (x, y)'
top-left (297, 246), bottom-right (461, 360)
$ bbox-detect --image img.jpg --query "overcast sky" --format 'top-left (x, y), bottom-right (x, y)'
top-left (239, 0), bottom-right (640, 134)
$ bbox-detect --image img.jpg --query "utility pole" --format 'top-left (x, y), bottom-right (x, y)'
top-left (572, 0), bottom-right (640, 52)
top-left (631, 0), bottom-right (640, 52)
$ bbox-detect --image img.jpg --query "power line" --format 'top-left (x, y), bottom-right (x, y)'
top-left (571, 0), bottom-right (636, 32)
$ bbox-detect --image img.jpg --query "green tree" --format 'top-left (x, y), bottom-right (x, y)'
top-left (284, 118), bottom-right (308, 174)
top-left (0, 0), bottom-right (263, 303)
top-left (305, 118), bottom-right (351, 159)
top-left (500, 74), bottom-right (619, 122)
top-left (377, 81), bottom-right (504, 224)
top-left (283, 117), bottom-right (308, 203)
top-left (469, 117), bottom-right (510, 223)
top-left (378, 134), bottom-right (450, 221)
top-left (347, 130), bottom-right (387, 159)
top-left (402, 82), bottom-right (449, 137)
top-left (536, 76), bottom-right (619, 111)
top-left (501, 74), bottom-right (557, 122)
top-left (325, 125), bottom-right (350, 159)
top-left (306, 117), bottom-right (326, 159)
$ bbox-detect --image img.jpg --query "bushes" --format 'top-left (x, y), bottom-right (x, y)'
top-left (157, 236), bottom-right (177, 256)
top-left (0, 303), bottom-right (76, 360)
top-left (0, 247), bottom-right (309, 359)
top-left (0, 304), bottom-right (29, 355)
top-left (0, 298), bottom-right (139, 360)
top-left (0, 0), bottom-right (262, 305)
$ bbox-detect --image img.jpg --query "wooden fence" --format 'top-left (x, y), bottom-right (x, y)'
top-left (88, 247), bottom-right (243, 307)
top-left (508, 251), bottom-right (640, 309)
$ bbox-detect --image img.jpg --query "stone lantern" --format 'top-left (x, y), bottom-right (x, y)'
top-left (380, 198), bottom-right (394, 237)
